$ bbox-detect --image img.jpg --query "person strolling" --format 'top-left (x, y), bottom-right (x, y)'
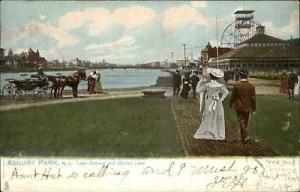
top-left (288, 69), bottom-right (299, 101)
top-left (194, 68), bottom-right (229, 140)
top-left (279, 72), bottom-right (289, 94)
top-left (87, 71), bottom-right (97, 94)
top-left (180, 73), bottom-right (191, 99)
top-left (94, 71), bottom-right (103, 94)
top-left (190, 71), bottom-right (200, 99)
top-left (229, 69), bottom-right (256, 144)
top-left (172, 70), bottom-right (181, 97)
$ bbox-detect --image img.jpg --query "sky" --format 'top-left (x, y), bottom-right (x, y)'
top-left (1, 1), bottom-right (299, 64)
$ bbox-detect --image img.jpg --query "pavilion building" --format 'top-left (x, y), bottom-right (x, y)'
top-left (209, 25), bottom-right (300, 71)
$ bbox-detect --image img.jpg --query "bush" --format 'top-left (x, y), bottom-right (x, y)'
top-left (250, 71), bottom-right (280, 80)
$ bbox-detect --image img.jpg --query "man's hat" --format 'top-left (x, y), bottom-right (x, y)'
top-left (239, 69), bottom-right (249, 77)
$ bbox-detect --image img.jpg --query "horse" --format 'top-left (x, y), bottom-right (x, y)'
top-left (47, 75), bottom-right (60, 97)
top-left (53, 69), bottom-right (86, 98)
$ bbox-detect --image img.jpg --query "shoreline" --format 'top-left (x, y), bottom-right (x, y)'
top-left (0, 67), bottom-right (171, 73)
top-left (0, 86), bottom-right (173, 111)
top-left (1, 75), bottom-right (299, 110)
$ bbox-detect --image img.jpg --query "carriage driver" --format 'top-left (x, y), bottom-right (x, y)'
top-left (36, 65), bottom-right (47, 79)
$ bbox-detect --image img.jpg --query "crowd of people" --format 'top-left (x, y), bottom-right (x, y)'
top-left (172, 67), bottom-right (299, 144)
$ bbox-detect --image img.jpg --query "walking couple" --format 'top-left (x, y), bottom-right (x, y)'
top-left (194, 68), bottom-right (256, 144)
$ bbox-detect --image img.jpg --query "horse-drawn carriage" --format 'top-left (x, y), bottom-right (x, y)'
top-left (1, 69), bottom-right (86, 99)
top-left (1, 76), bottom-right (51, 99)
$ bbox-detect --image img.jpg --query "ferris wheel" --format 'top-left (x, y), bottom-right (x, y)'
top-left (220, 10), bottom-right (261, 48)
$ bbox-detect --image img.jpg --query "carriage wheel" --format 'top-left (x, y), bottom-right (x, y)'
top-left (43, 86), bottom-right (52, 97)
top-left (34, 88), bottom-right (44, 99)
top-left (15, 89), bottom-right (25, 99)
top-left (1, 84), bottom-right (16, 99)
top-left (34, 87), bottom-right (49, 99)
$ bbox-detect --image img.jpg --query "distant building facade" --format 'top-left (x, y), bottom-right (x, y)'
top-left (0, 48), bottom-right (47, 68)
top-left (201, 42), bottom-right (233, 67)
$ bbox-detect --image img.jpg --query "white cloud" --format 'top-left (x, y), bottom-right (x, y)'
top-left (25, 22), bottom-right (78, 47)
top-left (1, 27), bottom-right (27, 46)
top-left (58, 6), bottom-right (156, 36)
top-left (85, 35), bottom-right (135, 54)
top-left (14, 48), bottom-right (28, 54)
top-left (1, 21), bottom-right (78, 48)
top-left (39, 48), bottom-right (64, 60)
top-left (2, 6), bottom-right (155, 49)
top-left (113, 6), bottom-right (156, 31)
top-left (38, 14), bottom-right (46, 21)
top-left (262, 10), bottom-right (299, 39)
top-left (58, 8), bottom-right (112, 36)
top-left (162, 5), bottom-right (209, 35)
top-left (191, 1), bottom-right (207, 8)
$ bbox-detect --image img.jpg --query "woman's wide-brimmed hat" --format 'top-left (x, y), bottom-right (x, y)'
top-left (207, 68), bottom-right (224, 78)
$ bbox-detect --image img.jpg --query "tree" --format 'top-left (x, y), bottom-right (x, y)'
top-left (8, 48), bottom-right (13, 58)
top-left (28, 48), bottom-right (34, 54)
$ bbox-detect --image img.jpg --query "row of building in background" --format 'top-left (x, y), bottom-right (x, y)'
top-left (0, 48), bottom-right (112, 69)
top-left (1, 26), bottom-right (299, 71)
top-left (0, 47), bottom-right (171, 69)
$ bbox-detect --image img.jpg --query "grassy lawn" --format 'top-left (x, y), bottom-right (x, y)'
top-left (228, 78), bottom-right (280, 87)
top-left (224, 95), bottom-right (300, 156)
top-left (0, 98), bottom-right (183, 157)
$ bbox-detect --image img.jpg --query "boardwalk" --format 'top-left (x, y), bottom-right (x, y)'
top-left (171, 98), bottom-right (280, 156)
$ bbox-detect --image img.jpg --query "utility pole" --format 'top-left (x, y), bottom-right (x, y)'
top-left (171, 51), bottom-right (175, 68)
top-left (183, 43), bottom-right (187, 68)
top-left (216, 16), bottom-right (219, 69)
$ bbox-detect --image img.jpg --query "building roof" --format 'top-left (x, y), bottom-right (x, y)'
top-left (234, 10), bottom-right (254, 14)
top-left (218, 46), bottom-right (300, 59)
top-left (241, 34), bottom-right (286, 44)
top-left (286, 38), bottom-right (300, 46)
top-left (206, 47), bottom-right (234, 58)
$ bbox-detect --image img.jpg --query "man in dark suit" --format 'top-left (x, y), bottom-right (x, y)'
top-left (190, 71), bottom-right (200, 98)
top-left (172, 70), bottom-right (181, 97)
top-left (229, 69), bottom-right (256, 144)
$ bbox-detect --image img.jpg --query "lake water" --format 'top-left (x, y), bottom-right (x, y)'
top-left (0, 69), bottom-right (170, 91)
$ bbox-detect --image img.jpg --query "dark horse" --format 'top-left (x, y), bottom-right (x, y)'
top-left (50, 69), bottom-right (86, 98)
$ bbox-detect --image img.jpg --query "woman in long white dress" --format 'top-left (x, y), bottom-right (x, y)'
top-left (94, 72), bottom-right (103, 93)
top-left (294, 75), bottom-right (300, 96)
top-left (194, 68), bottom-right (229, 140)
